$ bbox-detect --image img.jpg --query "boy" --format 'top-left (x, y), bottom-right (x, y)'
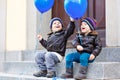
top-left (33, 17), bottom-right (75, 78)
top-left (61, 17), bottom-right (102, 79)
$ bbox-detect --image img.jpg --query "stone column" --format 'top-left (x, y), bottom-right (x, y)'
top-left (36, 10), bottom-right (52, 50)
top-left (26, 0), bottom-right (37, 50)
top-left (26, 0), bottom-right (51, 50)
top-left (0, 0), bottom-right (6, 71)
top-left (106, 0), bottom-right (120, 46)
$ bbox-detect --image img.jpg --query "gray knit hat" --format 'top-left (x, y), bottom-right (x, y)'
top-left (49, 17), bottom-right (63, 29)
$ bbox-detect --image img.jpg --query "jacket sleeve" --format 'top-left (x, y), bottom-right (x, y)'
top-left (39, 38), bottom-right (47, 48)
top-left (72, 36), bottom-right (80, 48)
top-left (92, 36), bottom-right (102, 57)
top-left (64, 21), bottom-right (75, 38)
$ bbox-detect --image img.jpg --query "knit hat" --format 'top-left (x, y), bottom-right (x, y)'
top-left (82, 17), bottom-right (97, 30)
top-left (49, 17), bottom-right (63, 29)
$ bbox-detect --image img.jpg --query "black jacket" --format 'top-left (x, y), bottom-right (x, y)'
top-left (40, 22), bottom-right (75, 56)
top-left (72, 32), bottom-right (102, 57)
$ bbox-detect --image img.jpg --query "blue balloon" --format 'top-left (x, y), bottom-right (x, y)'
top-left (34, 0), bottom-right (54, 13)
top-left (64, 0), bottom-right (88, 19)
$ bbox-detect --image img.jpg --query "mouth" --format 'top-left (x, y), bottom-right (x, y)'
top-left (55, 26), bottom-right (60, 28)
top-left (81, 27), bottom-right (85, 30)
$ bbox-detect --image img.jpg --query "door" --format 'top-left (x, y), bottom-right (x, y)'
top-left (52, 0), bottom-right (106, 47)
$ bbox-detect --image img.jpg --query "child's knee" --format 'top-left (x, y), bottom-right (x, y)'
top-left (35, 52), bottom-right (45, 61)
top-left (66, 54), bottom-right (73, 62)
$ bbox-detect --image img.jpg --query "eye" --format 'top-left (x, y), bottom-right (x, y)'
top-left (84, 23), bottom-right (87, 25)
top-left (53, 22), bottom-right (57, 24)
top-left (82, 22), bottom-right (87, 26)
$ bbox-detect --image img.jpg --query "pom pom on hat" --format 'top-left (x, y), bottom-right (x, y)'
top-left (49, 17), bottom-right (63, 29)
top-left (82, 17), bottom-right (97, 30)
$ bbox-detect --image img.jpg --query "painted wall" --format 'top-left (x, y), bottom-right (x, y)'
top-left (6, 0), bottom-right (51, 51)
top-left (6, 0), bottom-right (27, 51)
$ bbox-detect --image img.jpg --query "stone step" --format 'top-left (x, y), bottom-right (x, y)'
top-left (4, 61), bottom-right (38, 75)
top-left (5, 47), bottom-right (120, 62)
top-left (0, 73), bottom-right (119, 80)
top-left (4, 61), bottom-right (120, 79)
top-left (0, 72), bottom-right (74, 80)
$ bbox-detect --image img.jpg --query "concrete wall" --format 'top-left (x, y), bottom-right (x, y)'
top-left (106, 0), bottom-right (120, 46)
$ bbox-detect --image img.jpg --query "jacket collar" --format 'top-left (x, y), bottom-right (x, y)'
top-left (48, 30), bottom-right (64, 36)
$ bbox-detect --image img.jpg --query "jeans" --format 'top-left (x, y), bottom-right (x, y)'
top-left (66, 52), bottom-right (95, 68)
top-left (35, 51), bottom-right (60, 72)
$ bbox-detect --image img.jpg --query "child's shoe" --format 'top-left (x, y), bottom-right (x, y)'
top-left (61, 68), bottom-right (73, 78)
top-left (74, 65), bottom-right (88, 79)
top-left (46, 71), bottom-right (56, 78)
top-left (33, 70), bottom-right (47, 77)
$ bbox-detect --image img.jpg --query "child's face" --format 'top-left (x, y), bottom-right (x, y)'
top-left (81, 22), bottom-right (91, 34)
top-left (52, 20), bottom-right (62, 32)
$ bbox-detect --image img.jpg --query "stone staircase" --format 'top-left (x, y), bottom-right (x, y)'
top-left (0, 47), bottom-right (120, 80)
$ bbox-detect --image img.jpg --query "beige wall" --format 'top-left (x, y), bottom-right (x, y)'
top-left (6, 0), bottom-right (51, 51)
top-left (6, 0), bottom-right (27, 51)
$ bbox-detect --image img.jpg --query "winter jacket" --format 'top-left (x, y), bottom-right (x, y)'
top-left (72, 31), bottom-right (102, 57)
top-left (40, 22), bottom-right (75, 56)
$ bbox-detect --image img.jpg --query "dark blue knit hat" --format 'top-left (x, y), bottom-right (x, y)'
top-left (49, 17), bottom-right (63, 29)
top-left (82, 17), bottom-right (97, 30)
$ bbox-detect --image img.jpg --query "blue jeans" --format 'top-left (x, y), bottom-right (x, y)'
top-left (66, 52), bottom-right (95, 68)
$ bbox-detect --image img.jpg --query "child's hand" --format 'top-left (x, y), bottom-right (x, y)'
top-left (76, 45), bottom-right (83, 51)
top-left (70, 17), bottom-right (74, 22)
top-left (89, 54), bottom-right (95, 60)
top-left (37, 34), bottom-right (43, 41)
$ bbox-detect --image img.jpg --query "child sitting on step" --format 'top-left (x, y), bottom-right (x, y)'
top-left (33, 17), bottom-right (75, 78)
top-left (61, 17), bottom-right (102, 80)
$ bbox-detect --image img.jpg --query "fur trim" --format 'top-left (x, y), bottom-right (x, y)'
top-left (76, 31), bottom-right (98, 36)
top-left (90, 31), bottom-right (98, 36)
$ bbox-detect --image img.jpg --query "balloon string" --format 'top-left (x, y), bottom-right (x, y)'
top-left (75, 20), bottom-right (82, 44)
top-left (34, 13), bottom-right (43, 53)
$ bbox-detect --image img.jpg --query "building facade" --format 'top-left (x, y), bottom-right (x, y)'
top-left (0, 0), bottom-right (120, 71)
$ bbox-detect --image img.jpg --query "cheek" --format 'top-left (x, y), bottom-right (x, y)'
top-left (52, 26), bottom-right (56, 30)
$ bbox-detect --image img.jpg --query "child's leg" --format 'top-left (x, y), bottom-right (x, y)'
top-left (74, 52), bottom-right (95, 79)
top-left (45, 52), bottom-right (60, 78)
top-left (35, 52), bottom-right (47, 70)
top-left (33, 52), bottom-right (47, 77)
top-left (80, 52), bottom-right (91, 66)
top-left (61, 52), bottom-right (80, 78)
top-left (66, 52), bottom-right (80, 68)
top-left (80, 52), bottom-right (95, 66)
